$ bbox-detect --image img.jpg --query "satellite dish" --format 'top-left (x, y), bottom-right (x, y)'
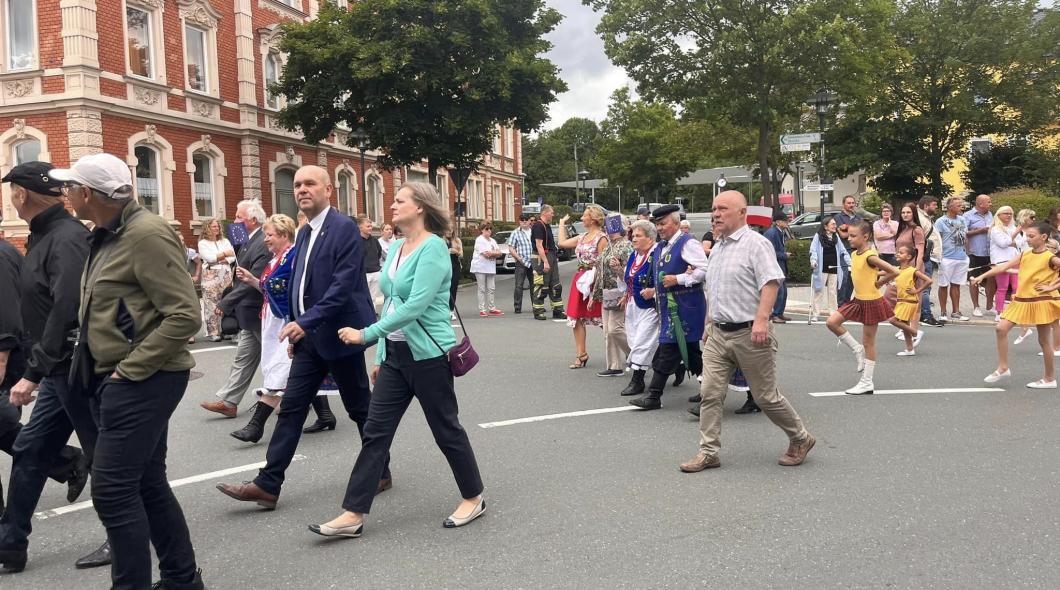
top-left (717, 177), bottom-right (727, 188)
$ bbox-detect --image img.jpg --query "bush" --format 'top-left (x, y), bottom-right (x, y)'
top-left (858, 193), bottom-right (886, 216)
top-left (786, 238), bottom-right (812, 284)
top-left (990, 187), bottom-right (1060, 221)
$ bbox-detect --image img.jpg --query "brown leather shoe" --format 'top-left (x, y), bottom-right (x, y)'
top-left (201, 400), bottom-right (237, 418)
top-left (216, 481), bottom-right (278, 509)
top-left (778, 433), bottom-right (816, 466)
top-left (771, 315), bottom-right (787, 324)
top-left (679, 452), bottom-right (720, 473)
top-left (376, 478), bottom-right (392, 495)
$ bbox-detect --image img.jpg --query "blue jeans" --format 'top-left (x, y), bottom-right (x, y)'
top-left (773, 262), bottom-right (788, 317)
top-left (920, 259), bottom-right (937, 320)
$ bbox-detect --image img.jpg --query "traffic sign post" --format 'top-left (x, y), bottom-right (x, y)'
top-left (780, 133), bottom-right (822, 146)
top-left (780, 143), bottom-right (812, 153)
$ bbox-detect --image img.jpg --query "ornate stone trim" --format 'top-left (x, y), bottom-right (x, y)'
top-left (3, 80), bottom-right (33, 98)
top-left (12, 119), bottom-right (26, 139)
top-left (133, 86), bottom-right (161, 105)
top-left (284, 145), bottom-right (296, 163)
top-left (317, 150), bottom-right (327, 167)
top-left (177, 0), bottom-right (223, 29)
top-left (258, 0), bottom-right (305, 22)
top-left (188, 98), bottom-right (217, 118)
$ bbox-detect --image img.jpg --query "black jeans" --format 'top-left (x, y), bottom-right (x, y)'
top-left (0, 392), bottom-right (83, 515)
top-left (449, 254), bottom-right (461, 310)
top-left (342, 340), bottom-right (482, 514)
top-left (91, 370), bottom-right (197, 590)
top-left (255, 337), bottom-right (389, 496)
top-left (513, 263), bottom-right (532, 312)
top-left (0, 375), bottom-right (97, 551)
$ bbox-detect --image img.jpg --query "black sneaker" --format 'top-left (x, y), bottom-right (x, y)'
top-left (552, 311), bottom-right (567, 320)
top-left (596, 369), bottom-right (624, 377)
top-left (923, 316), bottom-right (943, 327)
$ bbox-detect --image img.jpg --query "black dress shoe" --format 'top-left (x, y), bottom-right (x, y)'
top-left (151, 568), bottom-right (206, 589)
top-left (552, 311), bottom-right (567, 320)
top-left (67, 452), bottom-right (91, 503)
top-left (596, 369), bottom-right (624, 377)
top-left (688, 393), bottom-right (701, 403)
top-left (673, 370), bottom-right (685, 386)
top-left (75, 541), bottom-right (111, 569)
top-left (734, 398), bottom-right (762, 414)
top-left (629, 397), bottom-right (662, 410)
top-left (687, 405), bottom-right (700, 417)
top-left (0, 548), bottom-right (27, 573)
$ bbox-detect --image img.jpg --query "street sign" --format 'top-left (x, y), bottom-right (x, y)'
top-left (780, 133), bottom-right (822, 146)
top-left (804, 183), bottom-right (835, 192)
top-left (780, 143), bottom-right (812, 153)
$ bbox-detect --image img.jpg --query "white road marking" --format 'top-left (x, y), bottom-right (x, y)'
top-left (479, 406), bottom-right (639, 429)
top-left (191, 345), bottom-right (236, 354)
top-left (552, 319), bottom-right (567, 323)
top-left (34, 455), bottom-right (307, 520)
top-left (807, 387), bottom-right (1004, 397)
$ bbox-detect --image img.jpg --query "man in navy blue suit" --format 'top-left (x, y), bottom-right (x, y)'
top-left (217, 165), bottom-right (390, 509)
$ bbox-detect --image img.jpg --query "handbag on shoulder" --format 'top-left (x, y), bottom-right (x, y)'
top-left (418, 306), bottom-right (478, 377)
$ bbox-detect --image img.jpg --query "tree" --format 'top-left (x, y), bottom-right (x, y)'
top-left (829, 1), bottom-right (1060, 199)
top-left (585, 0), bottom-right (894, 205)
top-left (522, 118), bottom-right (604, 206)
top-left (275, 0), bottom-right (568, 183)
top-left (962, 141), bottom-right (1060, 196)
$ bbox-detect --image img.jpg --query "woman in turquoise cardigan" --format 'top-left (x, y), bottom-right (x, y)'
top-left (308, 182), bottom-right (485, 539)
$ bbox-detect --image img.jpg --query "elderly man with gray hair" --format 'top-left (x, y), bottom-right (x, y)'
top-left (201, 198), bottom-right (271, 418)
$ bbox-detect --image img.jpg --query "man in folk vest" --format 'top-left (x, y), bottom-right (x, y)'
top-left (630, 205), bottom-right (709, 411)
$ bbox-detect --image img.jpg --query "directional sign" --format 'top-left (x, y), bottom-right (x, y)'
top-left (780, 143), bottom-right (812, 153)
top-left (780, 133), bottom-right (822, 146)
top-left (804, 183), bottom-right (835, 192)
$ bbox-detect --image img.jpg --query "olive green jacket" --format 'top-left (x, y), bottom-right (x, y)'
top-left (78, 201), bottom-right (200, 381)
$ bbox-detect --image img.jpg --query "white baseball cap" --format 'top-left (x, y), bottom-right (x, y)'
top-left (50, 153), bottom-right (133, 199)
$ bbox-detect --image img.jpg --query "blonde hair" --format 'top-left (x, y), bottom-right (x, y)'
top-left (200, 217), bottom-right (223, 240)
top-left (583, 204), bottom-right (606, 228)
top-left (1017, 208), bottom-right (1036, 227)
top-left (993, 206), bottom-right (1014, 229)
top-left (399, 182), bottom-right (451, 236)
top-left (265, 214), bottom-right (297, 240)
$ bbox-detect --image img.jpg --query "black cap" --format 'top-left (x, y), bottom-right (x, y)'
top-left (773, 210), bottom-right (789, 222)
top-left (651, 204), bottom-right (680, 221)
top-left (1, 161), bottom-right (63, 197)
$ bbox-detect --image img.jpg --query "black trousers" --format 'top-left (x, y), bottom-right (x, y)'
top-left (90, 370), bottom-right (197, 590)
top-left (342, 340), bottom-right (482, 514)
top-left (0, 392), bottom-right (82, 515)
top-left (449, 254), bottom-right (461, 310)
top-left (652, 341), bottom-right (703, 377)
top-left (255, 337), bottom-right (389, 496)
top-left (513, 263), bottom-right (533, 312)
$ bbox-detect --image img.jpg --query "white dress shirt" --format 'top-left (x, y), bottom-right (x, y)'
top-left (660, 231), bottom-right (708, 286)
top-left (297, 206), bottom-right (330, 316)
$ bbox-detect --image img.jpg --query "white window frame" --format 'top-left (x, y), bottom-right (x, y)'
top-left (178, 0), bottom-right (221, 97)
top-left (1, 122), bottom-right (50, 228)
top-left (492, 182), bottom-right (501, 221)
top-left (263, 51), bottom-right (282, 110)
top-left (2, 0), bottom-right (37, 73)
top-left (506, 185), bottom-right (515, 221)
top-left (185, 135), bottom-right (227, 220)
top-left (127, 127), bottom-right (176, 221)
top-left (133, 145), bottom-right (162, 214)
top-left (124, 1), bottom-right (166, 82)
top-left (492, 128), bottom-right (501, 155)
top-left (272, 166), bottom-right (299, 219)
top-left (334, 165), bottom-right (357, 216)
top-left (365, 171), bottom-right (384, 224)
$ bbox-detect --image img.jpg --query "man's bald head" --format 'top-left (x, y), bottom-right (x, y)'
top-left (716, 190), bottom-right (747, 207)
top-left (294, 164), bottom-right (334, 219)
top-left (712, 190), bottom-right (748, 237)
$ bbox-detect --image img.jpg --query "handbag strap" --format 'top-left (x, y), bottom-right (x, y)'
top-left (386, 243), bottom-right (469, 357)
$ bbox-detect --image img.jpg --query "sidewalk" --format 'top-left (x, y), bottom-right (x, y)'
top-left (783, 283), bottom-right (998, 326)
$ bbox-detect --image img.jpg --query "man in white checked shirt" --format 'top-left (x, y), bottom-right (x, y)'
top-left (679, 191), bottom-right (816, 473)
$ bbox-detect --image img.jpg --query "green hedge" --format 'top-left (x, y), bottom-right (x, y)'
top-left (786, 238), bottom-right (812, 284)
top-left (990, 187), bottom-right (1059, 220)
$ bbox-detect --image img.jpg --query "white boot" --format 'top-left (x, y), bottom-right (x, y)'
top-left (845, 360), bottom-right (876, 395)
top-left (838, 332), bottom-right (865, 372)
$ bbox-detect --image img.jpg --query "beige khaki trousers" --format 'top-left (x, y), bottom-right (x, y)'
top-left (602, 307), bottom-right (630, 371)
top-left (698, 323), bottom-right (809, 456)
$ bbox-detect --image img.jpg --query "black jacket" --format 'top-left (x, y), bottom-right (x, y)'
top-left (0, 240), bottom-right (24, 389)
top-left (362, 234), bottom-right (382, 274)
top-left (20, 204), bottom-right (90, 383)
top-left (219, 227), bottom-right (269, 332)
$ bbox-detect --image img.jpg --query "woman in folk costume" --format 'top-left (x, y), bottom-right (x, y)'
top-left (619, 220), bottom-right (660, 396)
top-left (557, 206), bottom-right (608, 368)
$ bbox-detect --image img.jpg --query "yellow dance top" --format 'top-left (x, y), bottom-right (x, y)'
top-left (892, 266), bottom-right (920, 322)
top-left (851, 248), bottom-right (882, 301)
top-left (1000, 249), bottom-right (1060, 326)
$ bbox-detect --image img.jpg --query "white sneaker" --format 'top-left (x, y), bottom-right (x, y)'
top-left (853, 345), bottom-right (865, 372)
top-left (983, 369), bottom-right (1011, 383)
top-left (913, 331), bottom-right (924, 347)
top-left (894, 330), bottom-right (904, 340)
top-left (972, 307), bottom-right (983, 317)
top-left (950, 312), bottom-right (970, 322)
top-left (897, 349), bottom-right (916, 357)
top-left (1036, 350), bottom-right (1060, 357)
top-left (808, 316), bottom-right (818, 325)
top-left (1026, 379), bottom-right (1057, 389)
top-left (844, 378), bottom-right (874, 395)
top-left (1014, 329), bottom-right (1034, 345)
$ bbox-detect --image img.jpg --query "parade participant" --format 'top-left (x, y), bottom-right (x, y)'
top-left (917, 196), bottom-right (944, 326)
top-left (935, 196), bottom-right (971, 321)
top-left (683, 190), bottom-right (815, 472)
top-left (619, 220), bottom-right (659, 396)
top-left (593, 213), bottom-right (633, 377)
top-left (629, 205), bottom-right (708, 410)
top-left (229, 214), bottom-right (298, 443)
top-left (56, 153), bottom-right (204, 588)
top-left (312, 182), bottom-right (484, 538)
top-left (217, 164), bottom-right (390, 510)
top-left (530, 205), bottom-right (566, 320)
top-left (558, 206), bottom-right (607, 368)
top-left (808, 217), bottom-right (849, 324)
top-left (763, 210), bottom-right (791, 323)
top-left (508, 214), bottom-right (535, 314)
top-left (974, 221), bottom-right (1060, 388)
top-left (471, 222), bottom-right (503, 317)
top-left (826, 221), bottom-right (900, 395)
top-left (679, 219), bottom-right (692, 235)
top-left (990, 206), bottom-right (1021, 318)
top-left (687, 369), bottom-right (758, 416)
top-left (888, 245), bottom-right (934, 356)
top-left (201, 199), bottom-right (269, 419)
top-left (834, 195), bottom-right (862, 305)
top-left (893, 202), bottom-right (926, 343)
top-left (0, 162), bottom-right (108, 574)
top-left (197, 217), bottom-right (234, 341)
top-left (358, 215), bottom-right (384, 306)
top-left (965, 195), bottom-right (995, 317)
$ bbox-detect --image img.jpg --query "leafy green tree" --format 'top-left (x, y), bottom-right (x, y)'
top-left (962, 141), bottom-right (1060, 196)
top-left (585, 0), bottom-right (894, 205)
top-left (274, 0), bottom-right (568, 183)
top-left (522, 117), bottom-right (603, 206)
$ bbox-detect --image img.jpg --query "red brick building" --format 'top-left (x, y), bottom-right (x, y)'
top-left (0, 0), bottom-right (523, 246)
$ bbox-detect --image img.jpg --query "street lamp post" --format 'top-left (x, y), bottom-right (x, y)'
top-left (578, 170), bottom-right (590, 205)
top-left (807, 88), bottom-right (837, 222)
top-left (351, 126), bottom-right (369, 217)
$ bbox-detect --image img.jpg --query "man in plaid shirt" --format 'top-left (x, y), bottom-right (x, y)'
top-left (508, 214), bottom-right (535, 313)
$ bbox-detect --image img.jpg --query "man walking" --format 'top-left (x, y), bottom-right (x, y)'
top-left (57, 153), bottom-right (204, 588)
top-left (763, 210), bottom-right (791, 323)
top-left (681, 190), bottom-right (815, 473)
top-left (0, 162), bottom-right (107, 574)
top-left (935, 196), bottom-right (970, 321)
top-left (217, 165), bottom-right (390, 509)
top-left (530, 205), bottom-right (566, 320)
top-left (964, 194), bottom-right (994, 317)
top-left (508, 213), bottom-right (534, 313)
top-left (917, 196), bottom-right (943, 326)
top-left (357, 215), bottom-right (384, 306)
top-left (834, 195), bottom-right (862, 306)
top-left (201, 199), bottom-right (270, 418)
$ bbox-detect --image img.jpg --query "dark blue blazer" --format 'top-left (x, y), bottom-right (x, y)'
top-left (289, 209), bottom-right (375, 360)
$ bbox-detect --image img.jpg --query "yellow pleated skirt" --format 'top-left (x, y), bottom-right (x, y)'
top-left (1000, 300), bottom-right (1060, 326)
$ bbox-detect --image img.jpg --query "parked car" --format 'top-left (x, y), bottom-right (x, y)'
top-left (494, 231), bottom-right (516, 273)
top-left (789, 208), bottom-right (880, 240)
top-left (636, 202), bottom-right (685, 219)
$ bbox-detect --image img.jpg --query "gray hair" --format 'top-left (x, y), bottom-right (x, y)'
top-left (541, 204), bottom-right (554, 215)
top-left (667, 211), bottom-right (681, 224)
top-left (630, 219), bottom-right (656, 239)
top-left (238, 199), bottom-right (267, 224)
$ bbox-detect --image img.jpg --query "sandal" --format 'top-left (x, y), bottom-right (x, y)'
top-left (569, 353), bottom-right (589, 369)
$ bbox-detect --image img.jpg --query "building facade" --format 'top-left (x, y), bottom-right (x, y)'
top-left (0, 0), bottom-right (523, 247)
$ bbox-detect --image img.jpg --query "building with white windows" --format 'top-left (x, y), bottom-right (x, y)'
top-left (0, 0), bottom-right (523, 247)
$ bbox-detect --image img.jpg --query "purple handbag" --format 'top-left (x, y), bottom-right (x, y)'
top-left (418, 306), bottom-right (478, 377)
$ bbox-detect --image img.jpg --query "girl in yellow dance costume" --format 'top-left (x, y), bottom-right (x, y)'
top-left (972, 221), bottom-right (1060, 389)
top-left (888, 245), bottom-right (934, 357)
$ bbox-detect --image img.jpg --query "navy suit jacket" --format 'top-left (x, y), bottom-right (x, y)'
top-left (290, 209), bottom-right (376, 360)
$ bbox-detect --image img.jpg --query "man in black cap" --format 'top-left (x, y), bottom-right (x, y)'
top-left (0, 162), bottom-right (109, 573)
top-left (629, 205), bottom-right (708, 411)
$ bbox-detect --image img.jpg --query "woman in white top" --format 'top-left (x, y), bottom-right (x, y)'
top-left (471, 223), bottom-right (503, 316)
top-left (197, 217), bottom-right (235, 341)
top-left (990, 206), bottom-right (1021, 317)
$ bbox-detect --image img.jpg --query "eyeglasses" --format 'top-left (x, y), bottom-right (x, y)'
top-left (60, 182), bottom-right (83, 196)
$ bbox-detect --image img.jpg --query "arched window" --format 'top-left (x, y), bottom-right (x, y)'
top-left (134, 145), bottom-right (160, 214)
top-left (264, 52), bottom-right (280, 110)
top-left (12, 139), bottom-right (40, 165)
top-left (274, 168), bottom-right (297, 218)
top-left (336, 171), bottom-right (353, 216)
top-left (192, 153), bottom-right (213, 217)
top-left (365, 174), bottom-right (381, 223)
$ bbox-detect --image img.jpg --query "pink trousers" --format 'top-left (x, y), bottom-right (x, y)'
top-left (995, 271), bottom-right (1018, 313)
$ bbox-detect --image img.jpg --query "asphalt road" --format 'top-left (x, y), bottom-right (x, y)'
top-left (2, 261), bottom-right (1058, 589)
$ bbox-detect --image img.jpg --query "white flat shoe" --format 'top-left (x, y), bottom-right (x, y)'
top-left (1036, 351), bottom-right (1060, 357)
top-left (913, 331), bottom-right (924, 347)
top-left (894, 330), bottom-right (904, 340)
top-left (897, 349), bottom-right (916, 357)
top-left (983, 369), bottom-right (1011, 383)
top-left (308, 521), bottom-right (363, 538)
top-left (1026, 379), bottom-right (1057, 389)
top-left (443, 499), bottom-right (485, 529)
top-left (1014, 329), bottom-right (1034, 345)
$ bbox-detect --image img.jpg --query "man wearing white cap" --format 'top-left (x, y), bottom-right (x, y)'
top-left (55, 153), bottom-right (205, 589)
